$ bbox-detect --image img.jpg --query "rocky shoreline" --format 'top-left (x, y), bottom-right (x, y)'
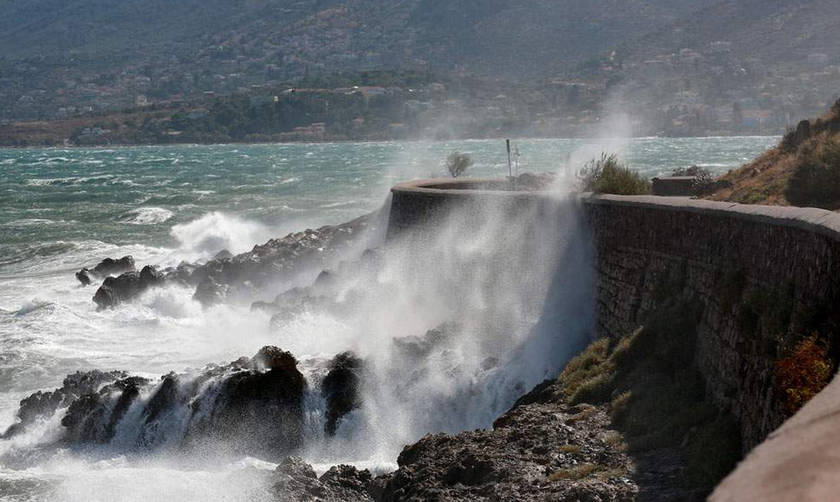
top-left (7, 201), bottom-right (726, 501)
top-left (78, 211), bottom-right (380, 309)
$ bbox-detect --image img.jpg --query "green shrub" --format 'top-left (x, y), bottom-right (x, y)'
top-left (557, 299), bottom-right (741, 497)
top-left (785, 140), bottom-right (840, 209)
top-left (578, 154), bottom-right (651, 195)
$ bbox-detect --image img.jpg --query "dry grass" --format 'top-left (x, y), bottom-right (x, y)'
top-left (708, 100), bottom-right (840, 209)
top-left (549, 463), bottom-right (598, 481)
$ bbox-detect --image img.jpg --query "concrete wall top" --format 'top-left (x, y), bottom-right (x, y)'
top-left (393, 179), bottom-right (840, 239)
top-left (583, 193), bottom-right (840, 240)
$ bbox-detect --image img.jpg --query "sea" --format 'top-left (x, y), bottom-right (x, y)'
top-left (0, 137), bottom-right (776, 501)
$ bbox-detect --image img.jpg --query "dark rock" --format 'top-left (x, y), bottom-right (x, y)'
top-left (76, 256), bottom-right (136, 286)
top-left (251, 346), bottom-right (298, 372)
top-left (375, 379), bottom-right (637, 501)
top-left (322, 351), bottom-right (363, 435)
top-left (313, 270), bottom-right (338, 293)
top-left (271, 457), bottom-right (373, 501)
top-left (75, 268), bottom-right (94, 286)
top-left (392, 323), bottom-right (458, 360)
top-left (60, 375), bottom-right (150, 443)
top-left (187, 346), bottom-right (306, 457)
top-left (144, 375), bottom-right (179, 424)
top-left (93, 265), bottom-right (165, 308)
top-left (320, 465), bottom-right (373, 501)
top-left (3, 370), bottom-right (126, 438)
top-left (6, 350), bottom-right (306, 458)
top-left (192, 276), bottom-right (229, 307)
top-left (94, 256), bottom-right (136, 277)
top-left (171, 261), bottom-right (198, 285)
top-left (214, 249), bottom-right (234, 261)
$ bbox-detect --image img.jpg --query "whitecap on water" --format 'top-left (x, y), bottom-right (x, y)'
top-left (121, 207), bottom-right (174, 225)
top-left (170, 212), bottom-right (270, 257)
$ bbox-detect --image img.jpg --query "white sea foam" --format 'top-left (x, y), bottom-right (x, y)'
top-left (170, 212), bottom-right (270, 257)
top-left (122, 207), bottom-right (174, 225)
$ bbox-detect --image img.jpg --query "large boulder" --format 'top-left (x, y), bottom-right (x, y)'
top-left (271, 457), bottom-right (373, 501)
top-left (76, 256), bottom-right (136, 286)
top-left (3, 370), bottom-right (127, 438)
top-left (322, 352), bottom-right (363, 435)
top-left (183, 346), bottom-right (306, 457)
top-left (93, 265), bottom-right (164, 308)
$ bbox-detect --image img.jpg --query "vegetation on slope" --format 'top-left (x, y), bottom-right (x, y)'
top-left (557, 299), bottom-right (741, 496)
top-left (710, 99), bottom-right (840, 209)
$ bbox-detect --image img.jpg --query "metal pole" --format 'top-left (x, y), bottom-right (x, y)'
top-left (506, 139), bottom-right (512, 178)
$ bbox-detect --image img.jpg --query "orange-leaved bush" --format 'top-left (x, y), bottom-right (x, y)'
top-left (775, 334), bottom-right (833, 416)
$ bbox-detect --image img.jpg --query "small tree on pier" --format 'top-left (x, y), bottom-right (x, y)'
top-left (446, 151), bottom-right (473, 178)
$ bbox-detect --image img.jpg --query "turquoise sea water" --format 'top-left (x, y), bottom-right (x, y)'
top-left (0, 137), bottom-right (776, 273)
top-left (0, 137), bottom-right (777, 501)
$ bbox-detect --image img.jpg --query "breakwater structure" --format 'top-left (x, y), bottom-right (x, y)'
top-left (388, 178), bottom-right (840, 499)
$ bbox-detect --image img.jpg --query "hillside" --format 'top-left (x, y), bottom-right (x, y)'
top-left (622, 0), bottom-right (840, 65)
top-left (1, 0), bottom-right (839, 138)
top-left (0, 0), bottom-right (712, 76)
top-left (709, 99), bottom-right (840, 209)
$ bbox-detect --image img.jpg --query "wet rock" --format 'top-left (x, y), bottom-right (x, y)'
top-left (92, 265), bottom-right (165, 308)
top-left (75, 268), bottom-right (94, 286)
top-left (75, 256), bottom-right (136, 285)
top-left (312, 270), bottom-right (338, 293)
top-left (322, 352), bottom-right (363, 435)
top-left (95, 256), bottom-right (136, 276)
top-left (6, 350), bottom-right (307, 458)
top-left (3, 370), bottom-right (126, 438)
top-left (271, 457), bottom-right (373, 501)
top-left (392, 323), bottom-right (459, 360)
top-left (252, 346), bottom-right (298, 372)
top-left (144, 375), bottom-right (179, 424)
top-left (187, 346), bottom-right (306, 457)
top-left (214, 249), bottom-right (234, 261)
top-left (192, 276), bottom-right (229, 307)
top-left (60, 375), bottom-right (150, 443)
top-left (320, 465), bottom-right (373, 501)
top-left (374, 379), bottom-right (637, 501)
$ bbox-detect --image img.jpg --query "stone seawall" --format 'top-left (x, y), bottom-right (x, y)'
top-left (583, 195), bottom-right (840, 451)
top-left (389, 180), bottom-right (840, 450)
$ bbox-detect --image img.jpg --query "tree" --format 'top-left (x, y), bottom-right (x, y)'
top-left (446, 151), bottom-right (472, 178)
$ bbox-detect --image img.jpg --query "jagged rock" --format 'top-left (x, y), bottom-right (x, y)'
top-left (214, 249), bottom-right (234, 261)
top-left (252, 346), bottom-right (298, 372)
top-left (192, 276), bottom-right (229, 307)
top-left (3, 370), bottom-right (126, 438)
top-left (76, 268), bottom-right (94, 286)
top-left (92, 265), bottom-right (165, 308)
top-left (5, 349), bottom-right (306, 458)
top-left (392, 323), bottom-right (458, 360)
top-left (322, 351), bottom-right (363, 435)
top-left (84, 211), bottom-right (378, 307)
top-left (374, 379), bottom-right (637, 501)
top-left (320, 465), bottom-right (373, 501)
top-left (144, 375), bottom-right (179, 424)
top-left (271, 457), bottom-right (373, 501)
top-left (75, 256), bottom-right (136, 285)
top-left (313, 270), bottom-right (338, 293)
top-left (95, 256), bottom-right (136, 276)
top-left (185, 346), bottom-right (306, 457)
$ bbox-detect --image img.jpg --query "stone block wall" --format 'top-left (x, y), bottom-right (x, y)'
top-left (388, 180), bottom-right (840, 452)
top-left (582, 195), bottom-right (840, 450)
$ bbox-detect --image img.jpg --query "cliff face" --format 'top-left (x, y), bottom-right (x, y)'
top-left (583, 195), bottom-right (840, 450)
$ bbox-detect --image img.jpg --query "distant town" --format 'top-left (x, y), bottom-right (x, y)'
top-left (2, 35), bottom-right (838, 146)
